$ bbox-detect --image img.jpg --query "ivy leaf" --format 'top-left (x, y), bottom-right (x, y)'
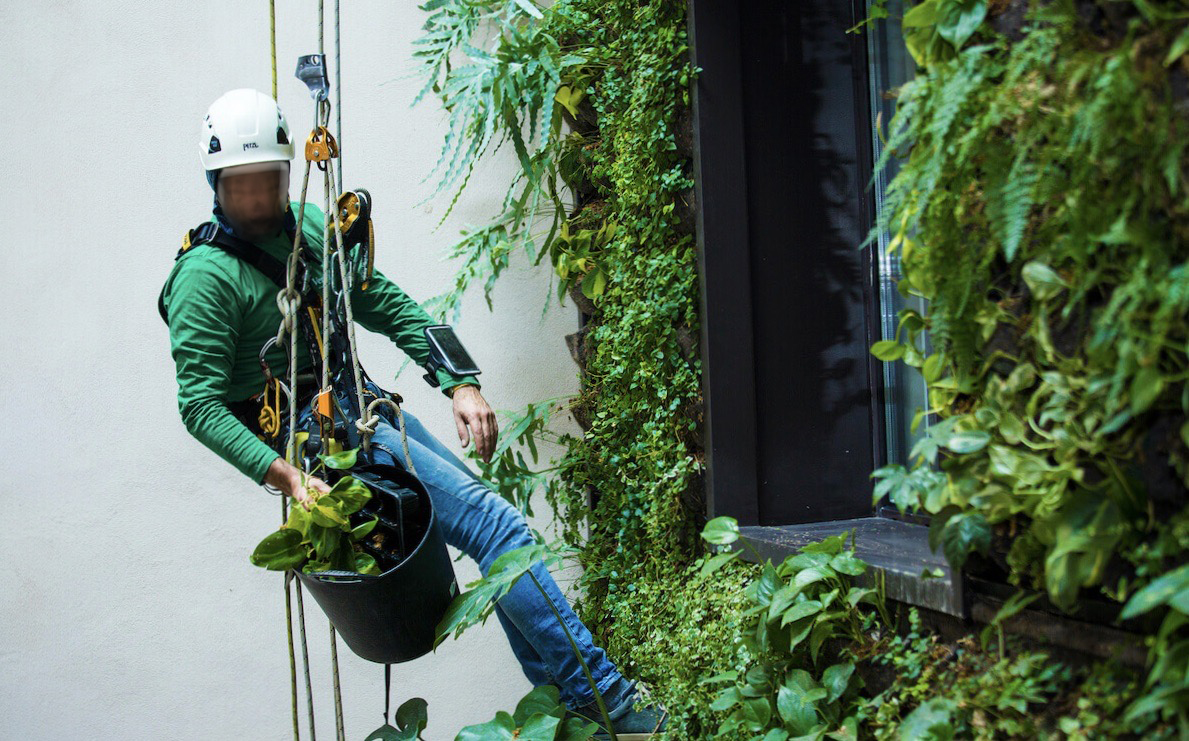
top-left (456, 711), bottom-right (517, 741)
top-left (943, 429), bottom-right (990, 454)
top-left (700, 551), bottom-right (741, 578)
top-left (709, 686), bottom-right (741, 712)
top-left (311, 502), bottom-right (350, 528)
top-left (780, 600), bottom-right (824, 627)
top-left (702, 516), bottom-right (741, 545)
top-left (250, 528), bottom-right (306, 571)
top-left (776, 670), bottom-right (820, 734)
top-left (1120, 563), bottom-right (1189, 621)
top-left (900, 698), bottom-right (955, 740)
top-left (516, 713), bottom-right (562, 741)
top-left (1022, 261), bottom-right (1067, 301)
top-left (351, 517), bottom-right (380, 542)
top-left (870, 340), bottom-right (907, 361)
top-left (1129, 367), bottom-right (1165, 415)
top-left (939, 511), bottom-right (990, 569)
top-left (326, 476), bottom-right (372, 513)
top-left (742, 696), bottom-right (773, 731)
top-left (354, 552), bottom-right (380, 575)
top-left (513, 685), bottom-right (563, 725)
top-left (830, 553), bottom-right (867, 576)
top-left (922, 352), bottom-right (945, 383)
top-left (580, 266), bottom-right (606, 299)
top-left (937, 0), bottom-right (988, 50)
top-left (821, 662), bottom-right (855, 703)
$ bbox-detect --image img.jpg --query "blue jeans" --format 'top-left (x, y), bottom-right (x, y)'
top-left (289, 386), bottom-right (632, 709)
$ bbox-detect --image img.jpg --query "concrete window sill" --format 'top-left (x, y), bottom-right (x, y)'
top-left (734, 517), bottom-right (963, 618)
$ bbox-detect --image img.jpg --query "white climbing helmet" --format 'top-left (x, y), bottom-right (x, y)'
top-left (199, 89), bottom-right (294, 171)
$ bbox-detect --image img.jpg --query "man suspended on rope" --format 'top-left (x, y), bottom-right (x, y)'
top-left (159, 89), bottom-right (666, 737)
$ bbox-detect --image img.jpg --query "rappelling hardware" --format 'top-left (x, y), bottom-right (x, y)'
top-left (306, 126), bottom-right (339, 165)
top-left (336, 189), bottom-right (375, 290)
top-left (295, 54), bottom-right (330, 101)
top-left (422, 325), bottom-right (482, 387)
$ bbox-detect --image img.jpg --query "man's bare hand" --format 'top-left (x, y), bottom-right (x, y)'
top-left (264, 457), bottom-right (330, 509)
top-left (452, 385), bottom-right (498, 463)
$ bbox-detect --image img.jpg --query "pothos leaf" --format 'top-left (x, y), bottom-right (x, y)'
top-left (319, 448), bottom-right (359, 470)
top-left (250, 528), bottom-right (306, 571)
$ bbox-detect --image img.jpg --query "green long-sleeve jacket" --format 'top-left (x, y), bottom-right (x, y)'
top-left (161, 201), bottom-right (479, 484)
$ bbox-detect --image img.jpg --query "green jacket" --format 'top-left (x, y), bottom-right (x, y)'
top-left (161, 201), bottom-right (479, 483)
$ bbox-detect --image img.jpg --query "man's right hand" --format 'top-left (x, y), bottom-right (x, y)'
top-left (263, 457), bottom-right (331, 509)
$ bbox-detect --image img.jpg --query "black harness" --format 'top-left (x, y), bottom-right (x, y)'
top-left (158, 220), bottom-right (329, 440)
top-left (157, 220), bottom-right (307, 325)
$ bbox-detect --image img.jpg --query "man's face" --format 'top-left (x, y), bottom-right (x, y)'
top-left (216, 163), bottom-right (289, 240)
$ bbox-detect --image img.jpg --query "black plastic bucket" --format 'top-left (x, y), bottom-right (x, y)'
top-left (293, 460), bottom-right (458, 664)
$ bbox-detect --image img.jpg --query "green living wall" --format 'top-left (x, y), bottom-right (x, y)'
top-left (415, 0), bottom-right (1189, 736)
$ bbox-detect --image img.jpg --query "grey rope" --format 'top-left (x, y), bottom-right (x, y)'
top-left (335, 0), bottom-right (343, 195)
top-left (295, 579), bottom-right (317, 741)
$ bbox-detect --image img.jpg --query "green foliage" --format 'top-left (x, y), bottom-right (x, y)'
top-left (455, 685), bottom-right (598, 741)
top-left (413, 0), bottom-right (703, 667)
top-left (860, 609), bottom-right (1073, 740)
top-left (470, 397), bottom-right (576, 518)
top-left (868, 0), bottom-right (1189, 610)
top-left (901, 0), bottom-right (990, 66)
top-left (700, 525), bottom-right (887, 740)
top-left (411, 0), bottom-right (599, 323)
top-left (864, 0), bottom-right (1189, 725)
top-left (364, 697), bottom-right (429, 741)
top-left (433, 536), bottom-right (618, 735)
top-left (249, 473), bottom-right (379, 575)
top-left (433, 538), bottom-right (570, 648)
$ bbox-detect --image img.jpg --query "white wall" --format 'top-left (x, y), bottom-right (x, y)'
top-left (0, 2), bottom-right (583, 738)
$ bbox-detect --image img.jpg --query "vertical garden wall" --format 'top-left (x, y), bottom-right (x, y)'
top-left (417, 0), bottom-right (1189, 736)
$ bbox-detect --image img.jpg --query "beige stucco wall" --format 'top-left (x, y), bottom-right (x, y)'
top-left (0, 1), bottom-right (584, 738)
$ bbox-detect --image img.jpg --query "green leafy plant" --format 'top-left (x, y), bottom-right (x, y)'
top-left (901, 0), bottom-right (990, 67)
top-left (861, 608), bottom-right (1072, 740)
top-left (249, 450), bottom-right (381, 575)
top-left (364, 697), bottom-right (429, 741)
top-left (697, 516), bottom-right (888, 739)
top-left (456, 685), bottom-right (598, 741)
top-left (433, 536), bottom-right (617, 738)
top-left (466, 398), bottom-right (576, 518)
top-left (867, 0), bottom-right (1188, 610)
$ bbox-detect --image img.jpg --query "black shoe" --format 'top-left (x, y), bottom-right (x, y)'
top-left (565, 689), bottom-right (668, 739)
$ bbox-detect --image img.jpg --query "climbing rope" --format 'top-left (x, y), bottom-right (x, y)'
top-left (265, 2), bottom-right (421, 738)
top-left (270, 0), bottom-right (278, 101)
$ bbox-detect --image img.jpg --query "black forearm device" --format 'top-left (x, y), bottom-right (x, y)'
top-left (422, 325), bottom-right (482, 387)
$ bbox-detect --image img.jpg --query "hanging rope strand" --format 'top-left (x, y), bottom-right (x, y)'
top-left (285, 533), bottom-right (300, 741)
top-left (330, 624), bottom-right (345, 741)
top-left (270, 0), bottom-right (278, 100)
top-left (335, 0), bottom-right (342, 194)
top-left (295, 582), bottom-right (317, 741)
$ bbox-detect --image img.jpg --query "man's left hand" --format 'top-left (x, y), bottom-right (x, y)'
top-left (452, 385), bottom-right (498, 463)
